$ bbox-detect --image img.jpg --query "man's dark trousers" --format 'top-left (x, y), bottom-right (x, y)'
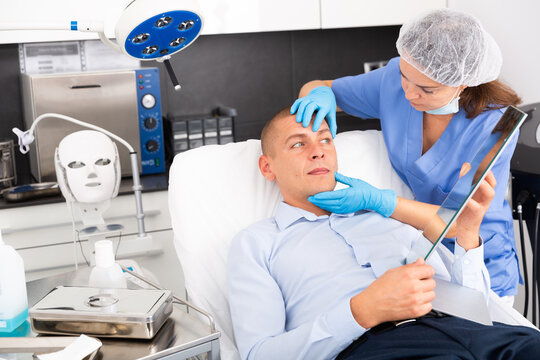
top-left (338, 315), bottom-right (540, 360)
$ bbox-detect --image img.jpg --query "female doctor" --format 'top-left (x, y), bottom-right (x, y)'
top-left (291, 9), bottom-right (522, 300)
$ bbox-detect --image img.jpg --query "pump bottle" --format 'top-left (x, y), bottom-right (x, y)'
top-left (89, 240), bottom-right (127, 289)
top-left (0, 229), bottom-right (28, 333)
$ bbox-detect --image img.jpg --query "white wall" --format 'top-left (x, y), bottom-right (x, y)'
top-left (448, 0), bottom-right (540, 106)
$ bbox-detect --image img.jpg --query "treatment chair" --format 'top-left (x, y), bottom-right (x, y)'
top-left (168, 130), bottom-right (536, 360)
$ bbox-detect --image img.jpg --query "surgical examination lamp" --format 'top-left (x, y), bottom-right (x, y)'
top-left (0, 0), bottom-right (204, 90)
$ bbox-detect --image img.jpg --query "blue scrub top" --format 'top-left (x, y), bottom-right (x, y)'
top-left (332, 56), bottom-right (520, 297)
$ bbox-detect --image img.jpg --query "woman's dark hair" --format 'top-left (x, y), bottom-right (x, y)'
top-left (460, 80), bottom-right (522, 119)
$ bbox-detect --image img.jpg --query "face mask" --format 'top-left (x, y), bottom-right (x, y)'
top-left (55, 130), bottom-right (120, 203)
top-left (425, 88), bottom-right (462, 115)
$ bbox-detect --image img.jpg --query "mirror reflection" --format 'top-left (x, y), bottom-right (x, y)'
top-left (424, 106), bottom-right (528, 260)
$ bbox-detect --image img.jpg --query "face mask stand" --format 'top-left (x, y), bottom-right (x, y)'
top-left (12, 113), bottom-right (151, 268)
top-left (65, 200), bottom-right (124, 267)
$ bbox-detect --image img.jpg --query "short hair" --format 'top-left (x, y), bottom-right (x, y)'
top-left (260, 106), bottom-right (292, 156)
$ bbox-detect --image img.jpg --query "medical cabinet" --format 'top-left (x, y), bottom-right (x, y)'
top-left (20, 68), bottom-right (166, 182)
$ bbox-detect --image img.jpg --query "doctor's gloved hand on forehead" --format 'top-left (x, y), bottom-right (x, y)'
top-left (291, 86), bottom-right (337, 138)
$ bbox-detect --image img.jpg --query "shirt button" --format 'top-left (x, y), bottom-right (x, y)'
top-left (464, 259), bottom-right (470, 265)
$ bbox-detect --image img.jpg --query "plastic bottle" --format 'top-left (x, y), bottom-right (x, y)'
top-left (89, 240), bottom-right (127, 289)
top-left (0, 229), bottom-right (28, 333)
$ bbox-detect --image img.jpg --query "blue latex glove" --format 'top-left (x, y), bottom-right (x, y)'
top-left (308, 172), bottom-right (397, 217)
top-left (290, 86), bottom-right (337, 138)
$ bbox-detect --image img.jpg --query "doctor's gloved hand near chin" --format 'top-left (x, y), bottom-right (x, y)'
top-left (308, 172), bottom-right (398, 217)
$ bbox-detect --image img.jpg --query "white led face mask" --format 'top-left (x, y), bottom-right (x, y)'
top-left (55, 130), bottom-right (120, 204)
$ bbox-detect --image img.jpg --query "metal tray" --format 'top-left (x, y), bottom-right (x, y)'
top-left (0, 182), bottom-right (60, 202)
top-left (29, 286), bottom-right (173, 339)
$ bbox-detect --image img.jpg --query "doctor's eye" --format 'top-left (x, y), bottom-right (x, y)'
top-left (291, 142), bottom-right (304, 148)
top-left (421, 88), bottom-right (435, 95)
top-left (321, 138), bottom-right (331, 144)
top-left (67, 161), bottom-right (85, 169)
top-left (95, 158), bottom-right (111, 166)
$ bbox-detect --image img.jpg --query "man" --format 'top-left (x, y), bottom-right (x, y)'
top-left (227, 107), bottom-right (540, 360)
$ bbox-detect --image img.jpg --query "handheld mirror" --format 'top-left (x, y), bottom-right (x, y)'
top-left (423, 106), bottom-right (528, 260)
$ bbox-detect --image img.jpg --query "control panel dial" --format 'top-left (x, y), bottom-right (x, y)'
top-left (144, 117), bottom-right (158, 130)
top-left (141, 94), bottom-right (156, 109)
top-left (146, 139), bottom-right (159, 153)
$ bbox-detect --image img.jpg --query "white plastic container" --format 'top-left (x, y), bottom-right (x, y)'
top-left (0, 230), bottom-right (28, 333)
top-left (89, 240), bottom-right (127, 289)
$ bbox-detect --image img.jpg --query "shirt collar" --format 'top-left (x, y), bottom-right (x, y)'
top-left (274, 201), bottom-right (356, 231)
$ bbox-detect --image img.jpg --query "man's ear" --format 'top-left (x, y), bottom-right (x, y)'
top-left (259, 155), bottom-right (276, 181)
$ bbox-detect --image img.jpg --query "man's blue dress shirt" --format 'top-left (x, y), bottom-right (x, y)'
top-left (228, 202), bottom-right (489, 360)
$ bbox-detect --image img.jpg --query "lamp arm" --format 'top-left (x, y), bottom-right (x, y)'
top-left (0, 23), bottom-right (71, 31)
top-left (129, 153), bottom-right (147, 237)
top-left (22, 113), bottom-right (134, 153)
top-left (97, 32), bottom-right (123, 54)
top-left (0, 21), bottom-right (104, 32)
top-left (12, 113), bottom-right (147, 238)
top-left (0, 21), bottom-right (123, 56)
